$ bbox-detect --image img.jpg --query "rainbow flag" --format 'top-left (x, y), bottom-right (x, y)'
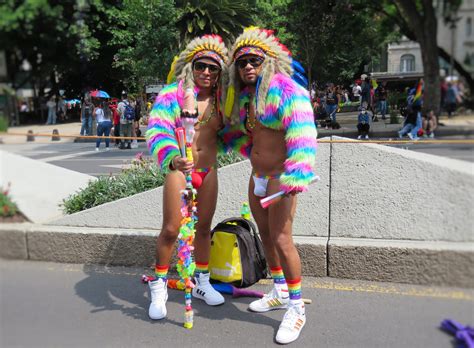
top-left (413, 80), bottom-right (423, 101)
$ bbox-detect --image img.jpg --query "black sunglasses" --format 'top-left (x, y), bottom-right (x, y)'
top-left (193, 62), bottom-right (221, 74)
top-left (236, 57), bottom-right (265, 69)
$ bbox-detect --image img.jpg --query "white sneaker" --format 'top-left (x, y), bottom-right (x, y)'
top-left (105, 147), bottom-right (110, 151)
top-left (148, 278), bottom-right (168, 320)
top-left (248, 285), bottom-right (289, 312)
top-left (365, 135), bottom-right (369, 140)
top-left (275, 302), bottom-right (306, 344)
top-left (407, 132), bottom-right (414, 140)
top-left (192, 273), bottom-right (225, 305)
top-left (95, 147), bottom-right (99, 152)
top-left (357, 135), bottom-right (362, 140)
top-left (131, 140), bottom-right (138, 149)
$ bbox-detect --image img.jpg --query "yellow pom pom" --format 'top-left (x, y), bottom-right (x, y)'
top-left (225, 85), bottom-right (235, 118)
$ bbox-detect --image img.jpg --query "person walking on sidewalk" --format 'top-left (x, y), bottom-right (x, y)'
top-left (224, 27), bottom-right (317, 345)
top-left (375, 81), bottom-right (388, 120)
top-left (46, 96), bottom-right (57, 125)
top-left (95, 102), bottom-right (113, 151)
top-left (145, 35), bottom-right (229, 321)
top-left (110, 103), bottom-right (120, 146)
top-left (324, 83), bottom-right (339, 126)
top-left (80, 98), bottom-right (94, 136)
top-left (118, 92), bottom-right (134, 149)
top-left (446, 82), bottom-right (459, 118)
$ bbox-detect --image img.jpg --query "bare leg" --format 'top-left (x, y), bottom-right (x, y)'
top-left (267, 179), bottom-right (300, 280)
top-left (248, 175), bottom-right (281, 268)
top-left (156, 171), bottom-right (186, 264)
top-left (194, 170), bottom-right (218, 264)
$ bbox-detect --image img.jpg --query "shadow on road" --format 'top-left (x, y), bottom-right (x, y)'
top-left (74, 264), bottom-right (281, 335)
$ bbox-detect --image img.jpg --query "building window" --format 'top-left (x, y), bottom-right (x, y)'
top-left (400, 54), bottom-right (416, 72)
top-left (467, 17), bottom-right (472, 37)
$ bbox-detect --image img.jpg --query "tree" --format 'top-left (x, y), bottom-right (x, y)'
top-left (0, 0), bottom-right (121, 101)
top-left (365, 0), bottom-right (464, 114)
top-left (252, 0), bottom-right (293, 45)
top-left (175, 0), bottom-right (256, 46)
top-left (108, 0), bottom-right (179, 91)
top-left (286, 0), bottom-right (385, 87)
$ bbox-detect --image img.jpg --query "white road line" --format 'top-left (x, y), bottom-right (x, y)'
top-left (39, 150), bottom-right (99, 162)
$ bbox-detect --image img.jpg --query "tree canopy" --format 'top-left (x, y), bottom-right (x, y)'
top-left (2, 0), bottom-right (466, 105)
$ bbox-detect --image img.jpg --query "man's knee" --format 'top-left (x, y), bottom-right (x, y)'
top-left (274, 232), bottom-right (295, 253)
top-left (159, 224), bottom-right (179, 244)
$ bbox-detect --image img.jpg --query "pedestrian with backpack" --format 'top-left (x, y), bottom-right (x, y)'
top-left (118, 92), bottom-right (134, 149)
top-left (224, 28), bottom-right (317, 345)
top-left (145, 35), bottom-right (229, 321)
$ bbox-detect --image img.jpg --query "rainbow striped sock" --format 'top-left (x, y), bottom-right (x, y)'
top-left (154, 264), bottom-right (169, 281)
top-left (271, 267), bottom-right (286, 285)
top-left (287, 278), bottom-right (302, 302)
top-left (195, 262), bottom-right (209, 276)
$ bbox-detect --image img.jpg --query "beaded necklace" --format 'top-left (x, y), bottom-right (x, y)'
top-left (245, 93), bottom-right (256, 130)
top-left (196, 94), bottom-right (216, 126)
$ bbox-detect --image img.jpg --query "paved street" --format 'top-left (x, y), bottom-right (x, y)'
top-left (1, 260), bottom-right (473, 348)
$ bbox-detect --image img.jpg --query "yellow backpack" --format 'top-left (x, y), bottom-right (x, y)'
top-left (208, 217), bottom-right (268, 288)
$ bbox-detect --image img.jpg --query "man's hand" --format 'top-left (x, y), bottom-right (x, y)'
top-left (171, 156), bottom-right (193, 172)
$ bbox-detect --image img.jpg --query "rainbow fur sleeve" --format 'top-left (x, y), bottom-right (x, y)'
top-left (146, 83), bottom-right (182, 170)
top-left (278, 76), bottom-right (317, 193)
top-left (221, 90), bottom-right (252, 158)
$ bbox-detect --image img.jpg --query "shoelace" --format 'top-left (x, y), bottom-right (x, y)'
top-left (151, 283), bottom-right (167, 302)
top-left (280, 306), bottom-right (303, 330)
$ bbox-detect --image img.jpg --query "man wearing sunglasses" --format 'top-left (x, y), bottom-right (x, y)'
top-left (146, 35), bottom-right (228, 321)
top-left (224, 28), bottom-right (317, 345)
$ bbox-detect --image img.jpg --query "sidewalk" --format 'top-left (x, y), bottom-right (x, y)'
top-left (2, 113), bottom-right (474, 145)
top-left (317, 112), bottom-right (474, 138)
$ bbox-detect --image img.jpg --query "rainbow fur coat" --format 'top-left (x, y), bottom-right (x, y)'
top-left (146, 80), bottom-right (228, 170)
top-left (223, 73), bottom-right (317, 193)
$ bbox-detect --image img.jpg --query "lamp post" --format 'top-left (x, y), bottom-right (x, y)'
top-left (448, 16), bottom-right (461, 78)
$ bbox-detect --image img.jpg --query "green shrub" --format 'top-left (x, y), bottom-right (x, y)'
top-left (62, 152), bottom-right (245, 214)
top-left (0, 116), bottom-right (7, 132)
top-left (1, 184), bottom-right (19, 217)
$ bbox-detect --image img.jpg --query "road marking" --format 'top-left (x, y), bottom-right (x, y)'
top-left (5, 262), bottom-right (472, 302)
top-left (39, 150), bottom-right (99, 162)
top-left (258, 279), bottom-right (473, 302)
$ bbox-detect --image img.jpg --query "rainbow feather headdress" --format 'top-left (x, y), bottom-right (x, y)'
top-left (225, 27), bottom-right (308, 123)
top-left (167, 35), bottom-right (228, 94)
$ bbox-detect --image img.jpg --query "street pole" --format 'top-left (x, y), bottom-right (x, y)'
top-left (449, 21), bottom-right (456, 78)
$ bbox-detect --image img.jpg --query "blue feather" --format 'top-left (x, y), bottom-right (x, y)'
top-left (291, 59), bottom-right (308, 88)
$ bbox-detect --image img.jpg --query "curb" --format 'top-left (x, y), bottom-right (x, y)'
top-left (318, 126), bottom-right (474, 139)
top-left (1, 224), bottom-right (472, 288)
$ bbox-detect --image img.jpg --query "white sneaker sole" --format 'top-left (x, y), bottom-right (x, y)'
top-left (275, 319), bottom-right (306, 344)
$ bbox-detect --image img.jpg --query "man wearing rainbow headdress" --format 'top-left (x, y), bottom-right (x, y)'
top-left (224, 28), bottom-right (317, 344)
top-left (145, 35), bottom-right (228, 320)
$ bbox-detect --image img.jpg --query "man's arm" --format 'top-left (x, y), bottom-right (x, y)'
top-left (145, 83), bottom-right (182, 171)
top-left (279, 80), bottom-right (318, 194)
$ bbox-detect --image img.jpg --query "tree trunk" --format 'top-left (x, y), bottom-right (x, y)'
top-left (394, 0), bottom-right (441, 115)
top-left (420, 40), bottom-right (441, 115)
